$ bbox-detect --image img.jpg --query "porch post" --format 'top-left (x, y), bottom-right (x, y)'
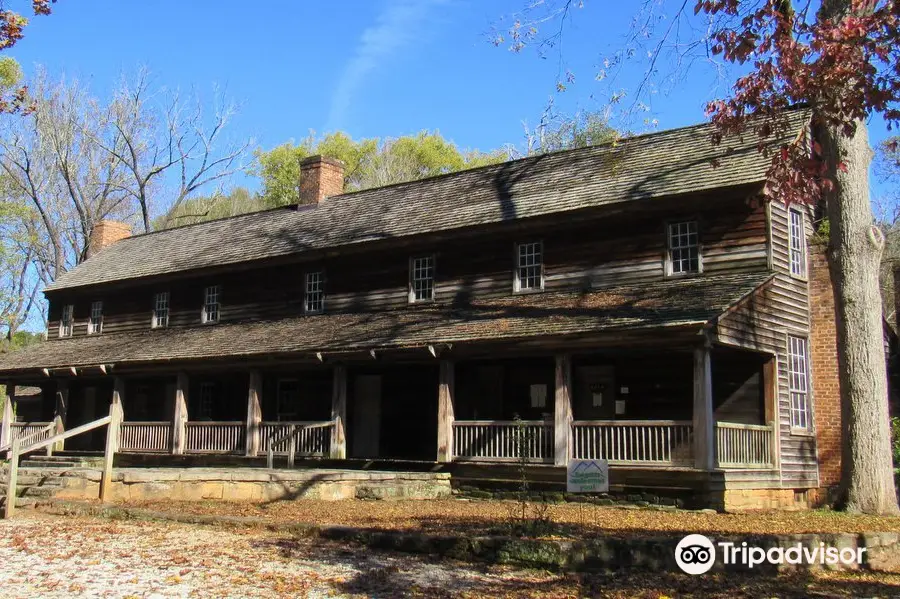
top-left (330, 364), bottom-right (347, 459)
top-left (246, 370), bottom-right (262, 457)
top-left (763, 356), bottom-right (780, 468)
top-left (554, 355), bottom-right (573, 466)
top-left (55, 380), bottom-right (69, 426)
top-left (1, 383), bottom-right (13, 448)
top-left (112, 376), bottom-right (125, 414)
top-left (53, 380), bottom-right (69, 452)
top-left (172, 372), bottom-right (188, 455)
top-left (437, 360), bottom-right (455, 462)
top-left (693, 346), bottom-right (715, 470)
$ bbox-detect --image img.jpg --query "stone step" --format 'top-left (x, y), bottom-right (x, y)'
top-left (19, 459), bottom-right (99, 469)
top-left (0, 495), bottom-right (38, 509)
top-left (22, 456), bottom-right (89, 464)
top-left (0, 474), bottom-right (66, 487)
top-left (20, 486), bottom-right (57, 498)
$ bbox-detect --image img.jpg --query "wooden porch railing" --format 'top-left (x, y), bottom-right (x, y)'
top-left (10, 422), bottom-right (54, 444)
top-left (716, 421), bottom-right (775, 468)
top-left (260, 421), bottom-right (333, 456)
top-left (571, 420), bottom-right (694, 466)
top-left (119, 422), bottom-right (172, 453)
top-left (2, 422), bottom-right (55, 457)
top-left (184, 422), bottom-right (245, 454)
top-left (264, 421), bottom-right (334, 468)
top-left (451, 420), bottom-right (553, 463)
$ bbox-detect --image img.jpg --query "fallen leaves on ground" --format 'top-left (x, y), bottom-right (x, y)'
top-left (120, 497), bottom-right (900, 539)
top-left (1, 512), bottom-right (899, 598)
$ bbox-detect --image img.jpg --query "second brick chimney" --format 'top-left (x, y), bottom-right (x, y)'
top-left (299, 155), bottom-right (345, 205)
top-left (87, 219), bottom-right (132, 258)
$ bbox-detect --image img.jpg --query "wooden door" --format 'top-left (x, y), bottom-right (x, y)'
top-left (351, 375), bottom-right (382, 458)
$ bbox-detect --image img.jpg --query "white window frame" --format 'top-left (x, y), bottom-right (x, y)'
top-left (59, 304), bottom-right (74, 338)
top-left (789, 206), bottom-right (808, 278)
top-left (198, 382), bottom-right (215, 419)
top-left (666, 220), bottom-right (701, 276)
top-left (152, 292), bottom-right (170, 329)
top-left (304, 272), bottom-right (325, 314)
top-left (514, 241), bottom-right (544, 292)
top-left (277, 378), bottom-right (299, 421)
top-left (202, 285), bottom-right (220, 324)
top-left (88, 301), bottom-right (103, 335)
top-left (409, 255), bottom-right (435, 303)
top-left (788, 335), bottom-right (811, 431)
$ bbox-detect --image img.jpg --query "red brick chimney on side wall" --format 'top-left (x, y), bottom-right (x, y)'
top-left (299, 155), bottom-right (345, 205)
top-left (808, 241), bottom-right (841, 497)
top-left (87, 219), bottom-right (132, 258)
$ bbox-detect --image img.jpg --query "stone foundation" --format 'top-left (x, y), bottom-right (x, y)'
top-left (51, 468), bottom-right (452, 502)
top-left (723, 488), bottom-right (813, 512)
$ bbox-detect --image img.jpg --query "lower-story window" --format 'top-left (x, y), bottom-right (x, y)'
top-left (277, 379), bottom-right (299, 421)
top-left (788, 335), bottom-right (811, 430)
top-left (198, 382), bottom-right (215, 420)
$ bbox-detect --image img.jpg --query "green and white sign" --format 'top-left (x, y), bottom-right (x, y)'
top-left (567, 459), bottom-right (609, 493)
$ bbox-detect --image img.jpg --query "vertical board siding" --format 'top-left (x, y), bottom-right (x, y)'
top-left (715, 199), bottom-right (818, 488)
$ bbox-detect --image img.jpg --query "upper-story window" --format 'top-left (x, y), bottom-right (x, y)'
top-left (789, 207), bottom-right (807, 278)
top-left (59, 304), bottom-right (74, 338)
top-left (202, 285), bottom-right (220, 324)
top-left (304, 272), bottom-right (324, 314)
top-left (87, 301), bottom-right (103, 335)
top-left (667, 221), bottom-right (700, 275)
top-left (152, 292), bottom-right (169, 329)
top-left (515, 241), bottom-right (543, 292)
top-left (788, 335), bottom-right (811, 430)
top-left (409, 255), bottom-right (435, 303)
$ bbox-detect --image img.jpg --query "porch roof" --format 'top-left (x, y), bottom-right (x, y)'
top-left (0, 272), bottom-right (772, 376)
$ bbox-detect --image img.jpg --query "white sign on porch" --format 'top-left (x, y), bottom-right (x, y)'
top-left (566, 459), bottom-right (609, 493)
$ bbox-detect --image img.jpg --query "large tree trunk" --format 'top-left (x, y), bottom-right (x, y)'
top-left (820, 118), bottom-right (899, 515)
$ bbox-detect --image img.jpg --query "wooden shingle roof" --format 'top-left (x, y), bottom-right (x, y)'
top-left (1, 273), bottom-right (772, 374)
top-left (46, 110), bottom-right (810, 292)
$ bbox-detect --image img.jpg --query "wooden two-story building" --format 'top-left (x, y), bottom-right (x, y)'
top-left (0, 109), bottom-right (843, 509)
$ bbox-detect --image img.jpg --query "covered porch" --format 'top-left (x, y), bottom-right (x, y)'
top-left (446, 345), bottom-right (777, 470)
top-left (2, 343), bottom-right (778, 473)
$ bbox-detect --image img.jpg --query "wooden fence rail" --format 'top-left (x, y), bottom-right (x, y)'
top-left (716, 421), bottom-right (775, 468)
top-left (119, 422), bottom-right (172, 453)
top-left (260, 421), bottom-right (333, 458)
top-left (184, 422), bottom-right (245, 454)
top-left (571, 420), bottom-right (695, 465)
top-left (4, 404), bottom-right (121, 519)
top-left (451, 420), bottom-right (553, 463)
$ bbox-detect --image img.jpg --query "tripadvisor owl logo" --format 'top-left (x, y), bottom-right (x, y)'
top-left (674, 533), bottom-right (867, 574)
top-left (675, 534), bottom-right (716, 575)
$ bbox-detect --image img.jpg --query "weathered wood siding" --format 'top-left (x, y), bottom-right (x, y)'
top-left (46, 195), bottom-right (769, 336)
top-left (715, 199), bottom-right (818, 488)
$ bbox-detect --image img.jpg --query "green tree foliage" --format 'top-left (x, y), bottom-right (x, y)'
top-left (154, 187), bottom-right (263, 229)
top-left (254, 131), bottom-right (508, 207)
top-left (519, 107), bottom-right (620, 157)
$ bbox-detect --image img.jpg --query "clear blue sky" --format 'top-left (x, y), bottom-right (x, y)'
top-left (7, 0), bottom-right (895, 199)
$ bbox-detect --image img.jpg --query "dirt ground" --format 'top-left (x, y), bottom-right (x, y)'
top-left (120, 497), bottom-right (900, 538)
top-left (2, 511), bottom-right (900, 598)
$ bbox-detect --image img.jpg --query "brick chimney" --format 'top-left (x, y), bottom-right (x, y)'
top-left (87, 219), bottom-right (132, 258)
top-left (299, 155), bottom-right (344, 204)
